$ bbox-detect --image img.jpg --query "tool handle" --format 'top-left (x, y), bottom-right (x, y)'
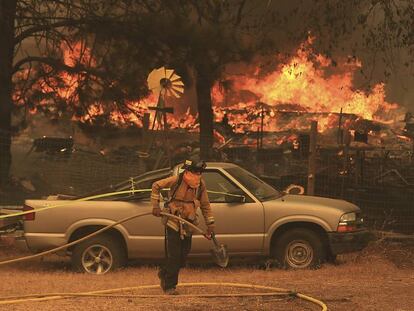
top-left (211, 232), bottom-right (220, 247)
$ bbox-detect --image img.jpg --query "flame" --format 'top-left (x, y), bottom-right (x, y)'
top-left (213, 130), bottom-right (226, 145)
top-left (396, 135), bottom-right (412, 142)
top-left (212, 39), bottom-right (405, 134)
top-left (14, 38), bottom-right (407, 149)
top-left (13, 41), bottom-right (96, 114)
top-left (41, 41), bottom-right (96, 103)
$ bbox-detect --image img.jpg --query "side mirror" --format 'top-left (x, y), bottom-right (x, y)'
top-left (225, 194), bottom-right (246, 203)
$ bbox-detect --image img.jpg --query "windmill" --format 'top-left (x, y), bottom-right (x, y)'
top-left (147, 66), bottom-right (184, 131)
top-left (141, 67), bottom-right (184, 168)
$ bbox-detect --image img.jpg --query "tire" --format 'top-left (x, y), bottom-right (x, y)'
top-left (71, 233), bottom-right (126, 274)
top-left (272, 228), bottom-right (326, 269)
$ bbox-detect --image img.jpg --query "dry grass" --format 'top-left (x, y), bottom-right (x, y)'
top-left (0, 241), bottom-right (413, 311)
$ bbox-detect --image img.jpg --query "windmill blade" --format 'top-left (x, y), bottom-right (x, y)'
top-left (165, 89), bottom-right (173, 98)
top-left (148, 67), bottom-right (165, 81)
top-left (147, 66), bottom-right (185, 99)
top-left (147, 69), bottom-right (158, 90)
top-left (169, 88), bottom-right (181, 98)
top-left (172, 80), bottom-right (184, 87)
top-left (169, 73), bottom-right (181, 82)
top-left (171, 81), bottom-right (184, 88)
top-left (172, 84), bottom-right (184, 91)
top-left (172, 89), bottom-right (184, 97)
top-left (172, 85), bottom-right (184, 94)
top-left (147, 67), bottom-right (166, 91)
top-left (165, 69), bottom-right (174, 79)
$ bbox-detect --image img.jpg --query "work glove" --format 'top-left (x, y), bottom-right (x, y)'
top-left (206, 225), bottom-right (215, 238)
top-left (152, 207), bottom-right (161, 217)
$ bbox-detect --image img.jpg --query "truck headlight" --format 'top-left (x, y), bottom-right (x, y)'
top-left (339, 212), bottom-right (356, 223)
top-left (337, 212), bottom-right (357, 232)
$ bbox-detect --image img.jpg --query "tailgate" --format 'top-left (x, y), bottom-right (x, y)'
top-left (0, 206), bottom-right (23, 233)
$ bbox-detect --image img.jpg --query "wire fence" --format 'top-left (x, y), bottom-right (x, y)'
top-left (1, 130), bottom-right (413, 234)
top-left (0, 135), bottom-right (147, 203)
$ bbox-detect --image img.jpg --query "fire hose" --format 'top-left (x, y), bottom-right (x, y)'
top-left (0, 191), bottom-right (328, 310)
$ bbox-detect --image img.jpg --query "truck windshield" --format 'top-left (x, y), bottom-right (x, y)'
top-left (225, 167), bottom-right (281, 202)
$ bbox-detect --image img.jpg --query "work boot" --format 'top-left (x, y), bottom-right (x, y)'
top-left (157, 270), bottom-right (166, 291)
top-left (163, 288), bottom-right (179, 295)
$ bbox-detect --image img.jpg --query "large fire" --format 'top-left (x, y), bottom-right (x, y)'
top-left (15, 38), bottom-right (407, 146)
top-left (211, 38), bottom-right (404, 134)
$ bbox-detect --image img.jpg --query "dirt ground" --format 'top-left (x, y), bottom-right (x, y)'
top-left (0, 240), bottom-right (413, 311)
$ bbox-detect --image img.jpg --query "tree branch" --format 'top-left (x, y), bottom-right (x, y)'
top-left (235, 0), bottom-right (247, 26)
top-left (14, 19), bottom-right (86, 45)
top-left (12, 56), bottom-right (105, 78)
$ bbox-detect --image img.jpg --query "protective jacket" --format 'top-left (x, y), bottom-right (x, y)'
top-left (151, 174), bottom-right (215, 236)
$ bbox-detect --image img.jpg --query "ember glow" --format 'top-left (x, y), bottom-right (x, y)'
top-left (211, 38), bottom-right (405, 133)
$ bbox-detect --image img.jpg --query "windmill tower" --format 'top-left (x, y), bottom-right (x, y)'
top-left (144, 67), bottom-right (184, 168)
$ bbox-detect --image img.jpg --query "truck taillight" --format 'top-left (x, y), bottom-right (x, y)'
top-left (23, 204), bottom-right (35, 221)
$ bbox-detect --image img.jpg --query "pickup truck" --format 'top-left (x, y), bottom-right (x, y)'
top-left (17, 162), bottom-right (369, 274)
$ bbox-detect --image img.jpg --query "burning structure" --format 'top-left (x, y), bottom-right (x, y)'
top-left (11, 38), bottom-right (414, 233)
top-left (16, 38), bottom-right (411, 145)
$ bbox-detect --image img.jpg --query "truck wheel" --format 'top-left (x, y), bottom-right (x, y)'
top-left (71, 234), bottom-right (126, 274)
top-left (272, 228), bottom-right (326, 269)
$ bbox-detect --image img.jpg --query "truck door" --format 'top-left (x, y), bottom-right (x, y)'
top-left (120, 176), bottom-right (167, 258)
top-left (190, 169), bottom-right (265, 256)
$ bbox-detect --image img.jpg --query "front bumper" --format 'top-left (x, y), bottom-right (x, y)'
top-left (328, 229), bottom-right (370, 255)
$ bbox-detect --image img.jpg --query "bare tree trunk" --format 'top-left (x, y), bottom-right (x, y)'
top-left (0, 1), bottom-right (16, 186)
top-left (195, 70), bottom-right (214, 161)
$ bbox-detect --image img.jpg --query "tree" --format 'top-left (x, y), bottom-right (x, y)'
top-left (0, 1), bottom-right (17, 186)
top-left (125, 1), bottom-right (411, 159)
top-left (35, 1), bottom-right (282, 160)
top-left (2, 0), bottom-right (412, 186)
top-left (102, 1), bottom-right (293, 160)
top-left (0, 1), bottom-right (137, 185)
top-left (290, 1), bottom-right (414, 88)
top-left (0, 1), bottom-right (80, 185)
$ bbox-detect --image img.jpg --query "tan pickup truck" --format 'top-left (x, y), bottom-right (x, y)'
top-left (17, 162), bottom-right (368, 274)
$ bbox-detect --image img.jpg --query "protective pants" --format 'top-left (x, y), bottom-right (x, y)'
top-left (159, 226), bottom-right (192, 290)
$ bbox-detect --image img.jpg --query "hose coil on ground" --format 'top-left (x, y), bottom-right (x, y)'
top-left (0, 193), bottom-right (328, 310)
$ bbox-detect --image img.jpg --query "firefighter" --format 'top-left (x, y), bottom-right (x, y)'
top-left (151, 159), bottom-right (215, 295)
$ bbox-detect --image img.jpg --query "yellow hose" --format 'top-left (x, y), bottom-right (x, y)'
top-left (0, 189), bottom-right (242, 220)
top-left (0, 189), bottom-right (153, 220)
top-left (0, 283), bottom-right (327, 310)
top-left (0, 194), bottom-right (328, 310)
top-left (0, 212), bottom-right (202, 266)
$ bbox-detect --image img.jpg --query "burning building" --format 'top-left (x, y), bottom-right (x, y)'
top-left (9, 36), bottom-right (414, 233)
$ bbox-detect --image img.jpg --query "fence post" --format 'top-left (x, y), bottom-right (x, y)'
top-left (142, 112), bottom-right (150, 143)
top-left (307, 121), bottom-right (317, 195)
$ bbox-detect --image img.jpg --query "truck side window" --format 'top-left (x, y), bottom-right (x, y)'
top-left (202, 171), bottom-right (253, 203)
